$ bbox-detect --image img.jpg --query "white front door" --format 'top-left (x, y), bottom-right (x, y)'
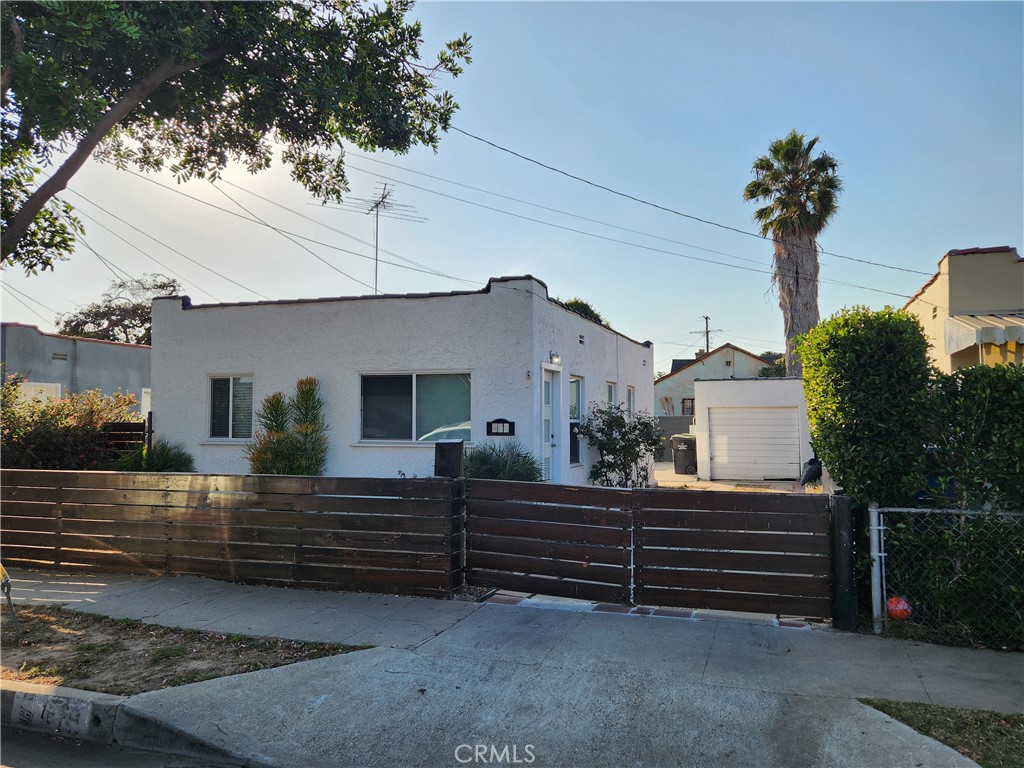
top-left (542, 369), bottom-right (561, 483)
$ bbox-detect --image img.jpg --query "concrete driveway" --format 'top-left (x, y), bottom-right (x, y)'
top-left (7, 569), bottom-right (1021, 767)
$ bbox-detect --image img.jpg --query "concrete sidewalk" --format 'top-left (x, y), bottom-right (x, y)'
top-left (4, 569), bottom-right (1021, 767)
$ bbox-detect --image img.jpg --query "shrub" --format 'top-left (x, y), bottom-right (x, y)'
top-left (114, 439), bottom-right (196, 473)
top-left (926, 364), bottom-right (1024, 511)
top-left (577, 402), bottom-right (663, 487)
top-left (246, 377), bottom-right (329, 476)
top-left (798, 305), bottom-right (932, 506)
top-left (1, 369), bottom-right (143, 470)
top-left (464, 440), bottom-right (544, 481)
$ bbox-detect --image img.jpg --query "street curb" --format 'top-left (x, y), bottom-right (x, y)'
top-left (1, 680), bottom-right (252, 765)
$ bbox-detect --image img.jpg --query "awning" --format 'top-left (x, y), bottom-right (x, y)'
top-left (944, 314), bottom-right (1024, 355)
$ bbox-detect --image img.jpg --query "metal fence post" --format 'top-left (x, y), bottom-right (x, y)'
top-left (830, 495), bottom-right (857, 631)
top-left (869, 502), bottom-right (884, 635)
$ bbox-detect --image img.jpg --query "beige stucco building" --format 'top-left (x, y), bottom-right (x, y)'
top-left (904, 246), bottom-right (1023, 373)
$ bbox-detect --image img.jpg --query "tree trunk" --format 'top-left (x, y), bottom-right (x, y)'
top-left (1, 45), bottom-right (230, 260)
top-left (774, 231), bottom-right (820, 377)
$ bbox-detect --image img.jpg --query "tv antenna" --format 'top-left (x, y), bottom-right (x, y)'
top-left (689, 315), bottom-right (723, 352)
top-left (323, 183), bottom-right (425, 294)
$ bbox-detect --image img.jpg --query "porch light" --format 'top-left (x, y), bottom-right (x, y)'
top-left (549, 351), bottom-right (561, 365)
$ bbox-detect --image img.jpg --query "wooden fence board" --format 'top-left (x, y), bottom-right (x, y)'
top-left (468, 516), bottom-right (629, 547)
top-left (638, 527), bottom-right (830, 555)
top-left (637, 548), bottom-right (831, 576)
top-left (0, 515), bottom-right (58, 533)
top-left (637, 567), bottom-right (830, 597)
top-left (1, 470), bottom-right (459, 498)
top-left (468, 551), bottom-right (629, 586)
top-left (468, 498), bottom-right (630, 527)
top-left (467, 570), bottom-right (627, 604)
top-left (1, 531), bottom-right (59, 548)
top-left (468, 479), bottom-right (631, 508)
top-left (638, 508), bottom-right (829, 534)
top-left (635, 489), bottom-right (827, 515)
top-left (467, 533), bottom-right (629, 566)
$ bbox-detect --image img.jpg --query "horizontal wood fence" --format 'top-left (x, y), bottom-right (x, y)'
top-left (465, 480), bottom-right (836, 620)
top-left (634, 490), bottom-right (832, 619)
top-left (465, 479), bottom-right (633, 604)
top-left (100, 421), bottom-right (149, 455)
top-left (1, 470), bottom-right (847, 621)
top-left (0, 470), bottom-right (462, 598)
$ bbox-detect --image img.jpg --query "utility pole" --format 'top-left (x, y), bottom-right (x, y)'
top-left (690, 316), bottom-right (723, 353)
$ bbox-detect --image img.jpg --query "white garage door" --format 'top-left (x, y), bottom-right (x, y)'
top-left (708, 406), bottom-right (800, 480)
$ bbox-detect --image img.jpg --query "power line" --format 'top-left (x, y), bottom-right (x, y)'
top-left (349, 153), bottom-right (771, 269)
top-left (77, 233), bottom-right (135, 283)
top-left (2, 283), bottom-right (58, 326)
top-left (210, 182), bottom-right (376, 293)
top-left (451, 126), bottom-right (932, 276)
top-left (2, 282), bottom-right (61, 316)
top-left (347, 162), bottom-right (937, 306)
top-left (68, 205), bottom-right (220, 301)
top-left (62, 187), bottom-right (271, 301)
top-left (219, 179), bottom-right (477, 288)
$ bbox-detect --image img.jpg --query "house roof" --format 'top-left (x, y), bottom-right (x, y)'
top-left (904, 246), bottom-right (1021, 309)
top-left (0, 322), bottom-right (152, 350)
top-left (165, 275), bottom-right (653, 349)
top-left (655, 343), bottom-right (770, 384)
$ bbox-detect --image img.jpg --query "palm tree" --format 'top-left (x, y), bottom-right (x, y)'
top-left (743, 130), bottom-right (842, 377)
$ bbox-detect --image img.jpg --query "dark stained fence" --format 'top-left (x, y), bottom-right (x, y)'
top-left (99, 421), bottom-right (148, 457)
top-left (634, 490), bottom-right (832, 619)
top-left (0, 470), bottom-right (463, 598)
top-left (465, 479), bottom-right (632, 603)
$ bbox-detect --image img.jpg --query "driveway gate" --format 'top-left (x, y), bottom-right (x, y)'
top-left (465, 480), bottom-right (847, 622)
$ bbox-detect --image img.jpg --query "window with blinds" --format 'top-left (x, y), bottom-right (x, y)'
top-left (210, 376), bottom-right (253, 439)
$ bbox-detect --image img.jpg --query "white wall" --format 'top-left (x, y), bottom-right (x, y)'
top-left (693, 378), bottom-right (812, 481)
top-left (152, 276), bottom-right (652, 483)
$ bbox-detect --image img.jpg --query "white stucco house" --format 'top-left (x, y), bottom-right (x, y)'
top-left (693, 378), bottom-right (813, 482)
top-left (151, 276), bottom-right (654, 483)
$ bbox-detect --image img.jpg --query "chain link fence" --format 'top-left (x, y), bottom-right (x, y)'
top-left (879, 507), bottom-right (1024, 651)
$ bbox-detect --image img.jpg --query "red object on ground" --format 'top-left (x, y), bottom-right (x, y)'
top-left (887, 595), bottom-right (912, 621)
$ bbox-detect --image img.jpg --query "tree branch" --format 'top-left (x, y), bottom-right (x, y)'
top-left (1, 13), bottom-right (25, 101)
top-left (2, 43), bottom-right (232, 259)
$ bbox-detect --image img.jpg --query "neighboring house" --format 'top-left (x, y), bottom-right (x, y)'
top-left (903, 246), bottom-right (1023, 373)
top-left (151, 276), bottom-right (654, 483)
top-left (0, 322), bottom-right (151, 413)
top-left (693, 378), bottom-right (812, 482)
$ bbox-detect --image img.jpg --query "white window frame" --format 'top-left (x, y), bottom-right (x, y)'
top-left (626, 385), bottom-right (635, 417)
top-left (209, 375), bottom-right (253, 441)
top-left (360, 372), bottom-right (472, 443)
top-left (607, 381), bottom-right (617, 406)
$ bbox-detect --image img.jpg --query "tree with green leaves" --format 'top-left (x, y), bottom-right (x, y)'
top-left (1, 1), bottom-right (471, 271)
top-left (744, 130), bottom-right (842, 376)
top-left (758, 351), bottom-right (786, 378)
top-left (57, 274), bottom-right (181, 345)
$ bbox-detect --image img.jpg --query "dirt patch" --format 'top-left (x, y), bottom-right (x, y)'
top-left (1, 605), bottom-right (370, 696)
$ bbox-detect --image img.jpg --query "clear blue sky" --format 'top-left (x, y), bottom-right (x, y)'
top-left (3, 1), bottom-right (1021, 373)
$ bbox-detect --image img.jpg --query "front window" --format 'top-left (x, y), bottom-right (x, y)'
top-left (627, 386), bottom-right (635, 417)
top-left (210, 376), bottom-right (253, 439)
top-left (607, 382), bottom-right (617, 405)
top-left (681, 397), bottom-right (695, 416)
top-left (361, 373), bottom-right (471, 441)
